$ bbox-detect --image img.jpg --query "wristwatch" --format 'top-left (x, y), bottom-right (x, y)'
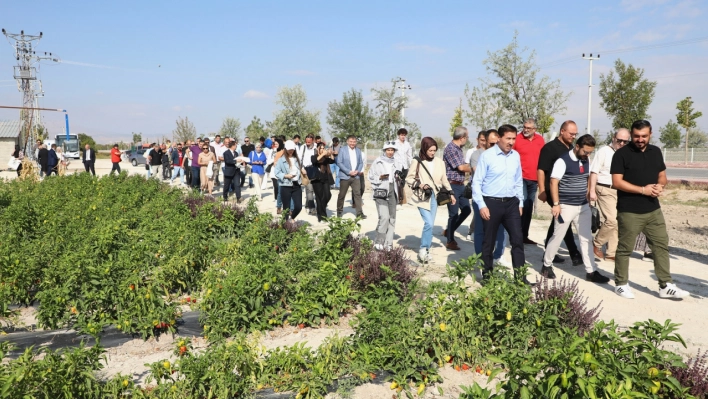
top-left (553, 202), bottom-right (559, 206)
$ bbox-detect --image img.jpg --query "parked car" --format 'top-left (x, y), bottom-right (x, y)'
top-left (126, 149), bottom-right (148, 166)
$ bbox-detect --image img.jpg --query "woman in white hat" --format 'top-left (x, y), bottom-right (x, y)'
top-left (368, 141), bottom-right (405, 250)
top-left (274, 140), bottom-right (303, 220)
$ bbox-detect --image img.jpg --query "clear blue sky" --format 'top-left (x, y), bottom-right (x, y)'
top-left (1, 0), bottom-right (706, 143)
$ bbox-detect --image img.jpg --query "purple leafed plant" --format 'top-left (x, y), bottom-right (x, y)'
top-left (347, 240), bottom-right (416, 297)
top-left (533, 275), bottom-right (603, 336)
top-left (669, 349), bottom-right (708, 399)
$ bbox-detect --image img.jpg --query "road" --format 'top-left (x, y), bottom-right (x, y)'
top-left (666, 167), bottom-right (708, 181)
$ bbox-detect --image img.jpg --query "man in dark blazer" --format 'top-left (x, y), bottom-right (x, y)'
top-left (37, 144), bottom-right (49, 177)
top-left (47, 144), bottom-right (59, 176)
top-left (221, 140), bottom-right (241, 202)
top-left (83, 144), bottom-right (96, 176)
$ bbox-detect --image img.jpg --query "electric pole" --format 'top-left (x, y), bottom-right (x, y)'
top-left (582, 53), bottom-right (600, 135)
top-left (2, 29), bottom-right (59, 158)
top-left (395, 77), bottom-right (411, 129)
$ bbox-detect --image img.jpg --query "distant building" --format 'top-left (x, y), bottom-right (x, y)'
top-left (0, 120), bottom-right (21, 169)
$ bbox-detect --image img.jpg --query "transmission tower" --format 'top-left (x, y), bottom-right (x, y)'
top-left (1, 29), bottom-right (59, 157)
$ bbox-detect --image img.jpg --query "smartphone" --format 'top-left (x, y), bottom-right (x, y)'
top-left (380, 174), bottom-right (389, 180)
top-left (557, 214), bottom-right (565, 224)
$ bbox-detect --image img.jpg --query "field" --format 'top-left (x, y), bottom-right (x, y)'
top-left (1, 173), bottom-right (707, 399)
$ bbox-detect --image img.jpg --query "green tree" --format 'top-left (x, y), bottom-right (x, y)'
top-left (449, 99), bottom-right (464, 136)
top-left (659, 120), bottom-right (682, 148)
top-left (687, 128), bottom-right (708, 148)
top-left (675, 96), bottom-right (703, 162)
top-left (326, 88), bottom-right (376, 145)
top-left (245, 116), bottom-right (265, 139)
top-left (219, 117), bottom-right (242, 140)
top-left (466, 32), bottom-right (570, 128)
top-left (271, 85), bottom-right (321, 138)
top-left (78, 133), bottom-right (96, 149)
top-left (598, 59), bottom-right (657, 130)
top-left (131, 132), bottom-right (142, 145)
top-left (371, 78), bottom-right (407, 141)
top-left (173, 116), bottom-right (197, 143)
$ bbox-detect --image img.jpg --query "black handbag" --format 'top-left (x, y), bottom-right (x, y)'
top-left (265, 164), bottom-right (273, 173)
top-left (462, 182), bottom-right (472, 199)
top-left (415, 157), bottom-right (452, 206)
top-left (591, 204), bottom-right (601, 233)
top-left (373, 188), bottom-right (388, 199)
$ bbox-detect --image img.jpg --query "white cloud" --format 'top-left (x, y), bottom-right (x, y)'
top-left (172, 106), bottom-right (182, 111)
top-left (633, 30), bottom-right (667, 42)
top-left (243, 90), bottom-right (268, 99)
top-left (394, 44), bottom-right (445, 54)
top-left (285, 70), bottom-right (315, 76)
top-left (667, 0), bottom-right (703, 18)
top-left (620, 0), bottom-right (670, 11)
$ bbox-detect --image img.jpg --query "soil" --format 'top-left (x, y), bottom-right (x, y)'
top-left (1, 161), bottom-right (706, 397)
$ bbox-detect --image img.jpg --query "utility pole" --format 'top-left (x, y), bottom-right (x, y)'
top-left (395, 77), bottom-right (411, 129)
top-left (582, 53), bottom-right (600, 135)
top-left (1, 29), bottom-right (59, 158)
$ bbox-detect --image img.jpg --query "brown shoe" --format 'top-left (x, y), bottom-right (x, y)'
top-left (446, 241), bottom-right (461, 250)
top-left (276, 208), bottom-right (282, 215)
top-left (442, 229), bottom-right (447, 236)
top-left (605, 256), bottom-right (616, 261)
top-left (593, 245), bottom-right (605, 260)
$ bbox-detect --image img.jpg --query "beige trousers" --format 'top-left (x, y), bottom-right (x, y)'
top-left (252, 173), bottom-right (264, 200)
top-left (593, 185), bottom-right (618, 257)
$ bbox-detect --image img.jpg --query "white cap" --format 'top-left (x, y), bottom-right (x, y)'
top-left (284, 140), bottom-right (297, 151)
top-left (383, 141), bottom-right (397, 151)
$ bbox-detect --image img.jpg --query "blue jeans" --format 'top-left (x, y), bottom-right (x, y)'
top-left (330, 163), bottom-right (340, 188)
top-left (521, 179), bottom-right (538, 239)
top-left (446, 184), bottom-right (471, 243)
top-left (473, 201), bottom-right (505, 258)
top-left (418, 196), bottom-right (438, 250)
top-left (171, 166), bottom-right (184, 184)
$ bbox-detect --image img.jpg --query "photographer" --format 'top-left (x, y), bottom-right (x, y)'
top-left (311, 143), bottom-right (335, 222)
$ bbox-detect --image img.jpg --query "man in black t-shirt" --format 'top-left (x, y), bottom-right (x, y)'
top-left (536, 120), bottom-right (582, 266)
top-left (610, 120), bottom-right (689, 300)
top-left (241, 137), bottom-right (255, 188)
top-left (147, 143), bottom-right (163, 179)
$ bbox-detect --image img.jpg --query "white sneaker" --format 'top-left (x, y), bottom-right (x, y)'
top-left (374, 244), bottom-right (384, 251)
top-left (659, 283), bottom-right (690, 299)
top-left (418, 248), bottom-right (428, 264)
top-left (494, 257), bottom-right (512, 267)
top-left (466, 234), bottom-right (472, 241)
top-left (426, 250), bottom-right (433, 263)
top-left (615, 284), bottom-right (635, 299)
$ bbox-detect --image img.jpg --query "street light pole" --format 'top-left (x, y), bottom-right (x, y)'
top-left (582, 53), bottom-right (600, 135)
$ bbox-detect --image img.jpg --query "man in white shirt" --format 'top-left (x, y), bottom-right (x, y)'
top-left (589, 128), bottom-right (630, 261)
top-left (393, 128), bottom-right (413, 205)
top-left (464, 130), bottom-right (487, 166)
top-left (298, 134), bottom-right (318, 215)
top-left (210, 135), bottom-right (225, 187)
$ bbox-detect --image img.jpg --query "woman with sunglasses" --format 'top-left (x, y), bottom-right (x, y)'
top-left (198, 144), bottom-right (217, 196)
top-left (368, 141), bottom-right (405, 250)
top-left (274, 140), bottom-right (303, 220)
top-left (406, 137), bottom-right (454, 263)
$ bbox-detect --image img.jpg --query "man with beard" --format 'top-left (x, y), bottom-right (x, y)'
top-left (541, 134), bottom-right (610, 284)
top-left (610, 120), bottom-right (689, 299)
top-left (513, 118), bottom-right (545, 244)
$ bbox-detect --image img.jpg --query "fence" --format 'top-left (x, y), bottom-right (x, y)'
top-left (662, 148), bottom-right (708, 163)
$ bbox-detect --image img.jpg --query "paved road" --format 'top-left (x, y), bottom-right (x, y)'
top-left (666, 167), bottom-right (708, 180)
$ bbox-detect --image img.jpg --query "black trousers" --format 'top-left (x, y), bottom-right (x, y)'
top-left (350, 174), bottom-right (365, 204)
top-left (272, 178), bottom-right (280, 199)
top-left (111, 162), bottom-right (121, 175)
top-left (312, 180), bottom-right (332, 221)
top-left (84, 161), bottom-right (95, 176)
top-left (222, 174), bottom-right (240, 201)
top-left (544, 203), bottom-right (580, 257)
top-left (481, 197), bottom-right (525, 276)
top-left (281, 183), bottom-right (303, 219)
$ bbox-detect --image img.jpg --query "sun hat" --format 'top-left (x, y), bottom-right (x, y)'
top-left (382, 141), bottom-right (398, 151)
top-left (284, 140), bottom-right (297, 151)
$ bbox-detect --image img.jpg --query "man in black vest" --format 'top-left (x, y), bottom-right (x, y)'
top-left (82, 144), bottom-right (96, 176)
top-left (610, 119), bottom-right (689, 300)
top-left (541, 134), bottom-right (610, 284)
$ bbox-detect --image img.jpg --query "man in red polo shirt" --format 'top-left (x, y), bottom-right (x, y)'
top-left (513, 118), bottom-right (545, 245)
top-left (110, 144), bottom-right (122, 175)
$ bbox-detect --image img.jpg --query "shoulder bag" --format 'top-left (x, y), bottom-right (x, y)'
top-left (416, 157), bottom-right (452, 206)
top-left (407, 157), bottom-right (433, 202)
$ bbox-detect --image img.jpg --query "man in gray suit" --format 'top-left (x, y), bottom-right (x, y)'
top-left (336, 135), bottom-right (366, 219)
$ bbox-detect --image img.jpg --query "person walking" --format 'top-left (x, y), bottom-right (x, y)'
top-left (147, 143), bottom-right (163, 179)
top-left (249, 143), bottom-right (267, 200)
top-left (465, 130), bottom-right (487, 241)
top-left (472, 125), bottom-right (530, 285)
top-left (275, 140), bottom-right (303, 220)
top-left (336, 135), bottom-right (366, 219)
top-left (56, 147), bottom-right (68, 176)
top-left (82, 144), bottom-right (95, 176)
top-left (222, 140), bottom-right (242, 203)
top-left (170, 143), bottom-right (185, 185)
top-left (110, 144), bottom-right (122, 175)
top-left (37, 144), bottom-right (49, 177)
top-left (369, 141), bottom-right (405, 250)
top-left (588, 128), bottom-right (630, 261)
top-left (11, 145), bottom-right (24, 176)
top-left (47, 144), bottom-right (59, 176)
top-left (189, 140), bottom-right (202, 189)
top-left (610, 120), bottom-right (689, 299)
top-left (537, 121), bottom-right (583, 265)
top-left (298, 134), bottom-right (318, 216)
top-left (210, 135), bottom-right (224, 187)
top-left (513, 118), bottom-right (545, 245)
top-left (394, 128), bottom-right (413, 206)
top-left (406, 137), bottom-right (454, 264)
top-left (442, 126), bottom-right (472, 250)
top-left (241, 137), bottom-right (255, 188)
top-left (267, 139), bottom-right (285, 213)
top-left (198, 143), bottom-right (217, 196)
top-left (311, 142), bottom-right (335, 222)
top-left (330, 137), bottom-right (341, 189)
top-left (541, 134), bottom-right (611, 284)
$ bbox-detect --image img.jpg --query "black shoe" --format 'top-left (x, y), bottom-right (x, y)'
top-left (643, 252), bottom-right (654, 260)
top-left (540, 266), bottom-right (556, 279)
top-left (571, 254), bottom-right (583, 266)
top-left (516, 276), bottom-right (535, 286)
top-left (336, 213), bottom-right (342, 218)
top-left (357, 214), bottom-right (367, 220)
top-left (552, 255), bottom-right (565, 263)
top-left (586, 270), bottom-right (610, 284)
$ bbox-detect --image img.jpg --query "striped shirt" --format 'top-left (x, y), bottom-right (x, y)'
top-left (550, 150), bottom-right (589, 206)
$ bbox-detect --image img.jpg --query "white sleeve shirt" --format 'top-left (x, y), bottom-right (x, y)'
top-left (589, 145), bottom-right (614, 186)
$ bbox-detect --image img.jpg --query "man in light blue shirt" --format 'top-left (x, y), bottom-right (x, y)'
top-left (472, 124), bottom-right (529, 284)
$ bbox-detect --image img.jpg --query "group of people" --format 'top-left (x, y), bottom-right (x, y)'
top-left (402, 119), bottom-right (688, 299)
top-left (8, 140), bottom-right (71, 177)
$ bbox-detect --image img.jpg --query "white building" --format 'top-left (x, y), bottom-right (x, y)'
top-left (0, 120), bottom-right (21, 169)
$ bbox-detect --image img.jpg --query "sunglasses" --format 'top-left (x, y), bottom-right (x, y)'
top-left (202, 147), bottom-right (209, 150)
top-left (615, 139), bottom-right (630, 144)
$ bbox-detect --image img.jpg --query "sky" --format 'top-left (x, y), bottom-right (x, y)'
top-left (1, 0), bottom-right (707, 144)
